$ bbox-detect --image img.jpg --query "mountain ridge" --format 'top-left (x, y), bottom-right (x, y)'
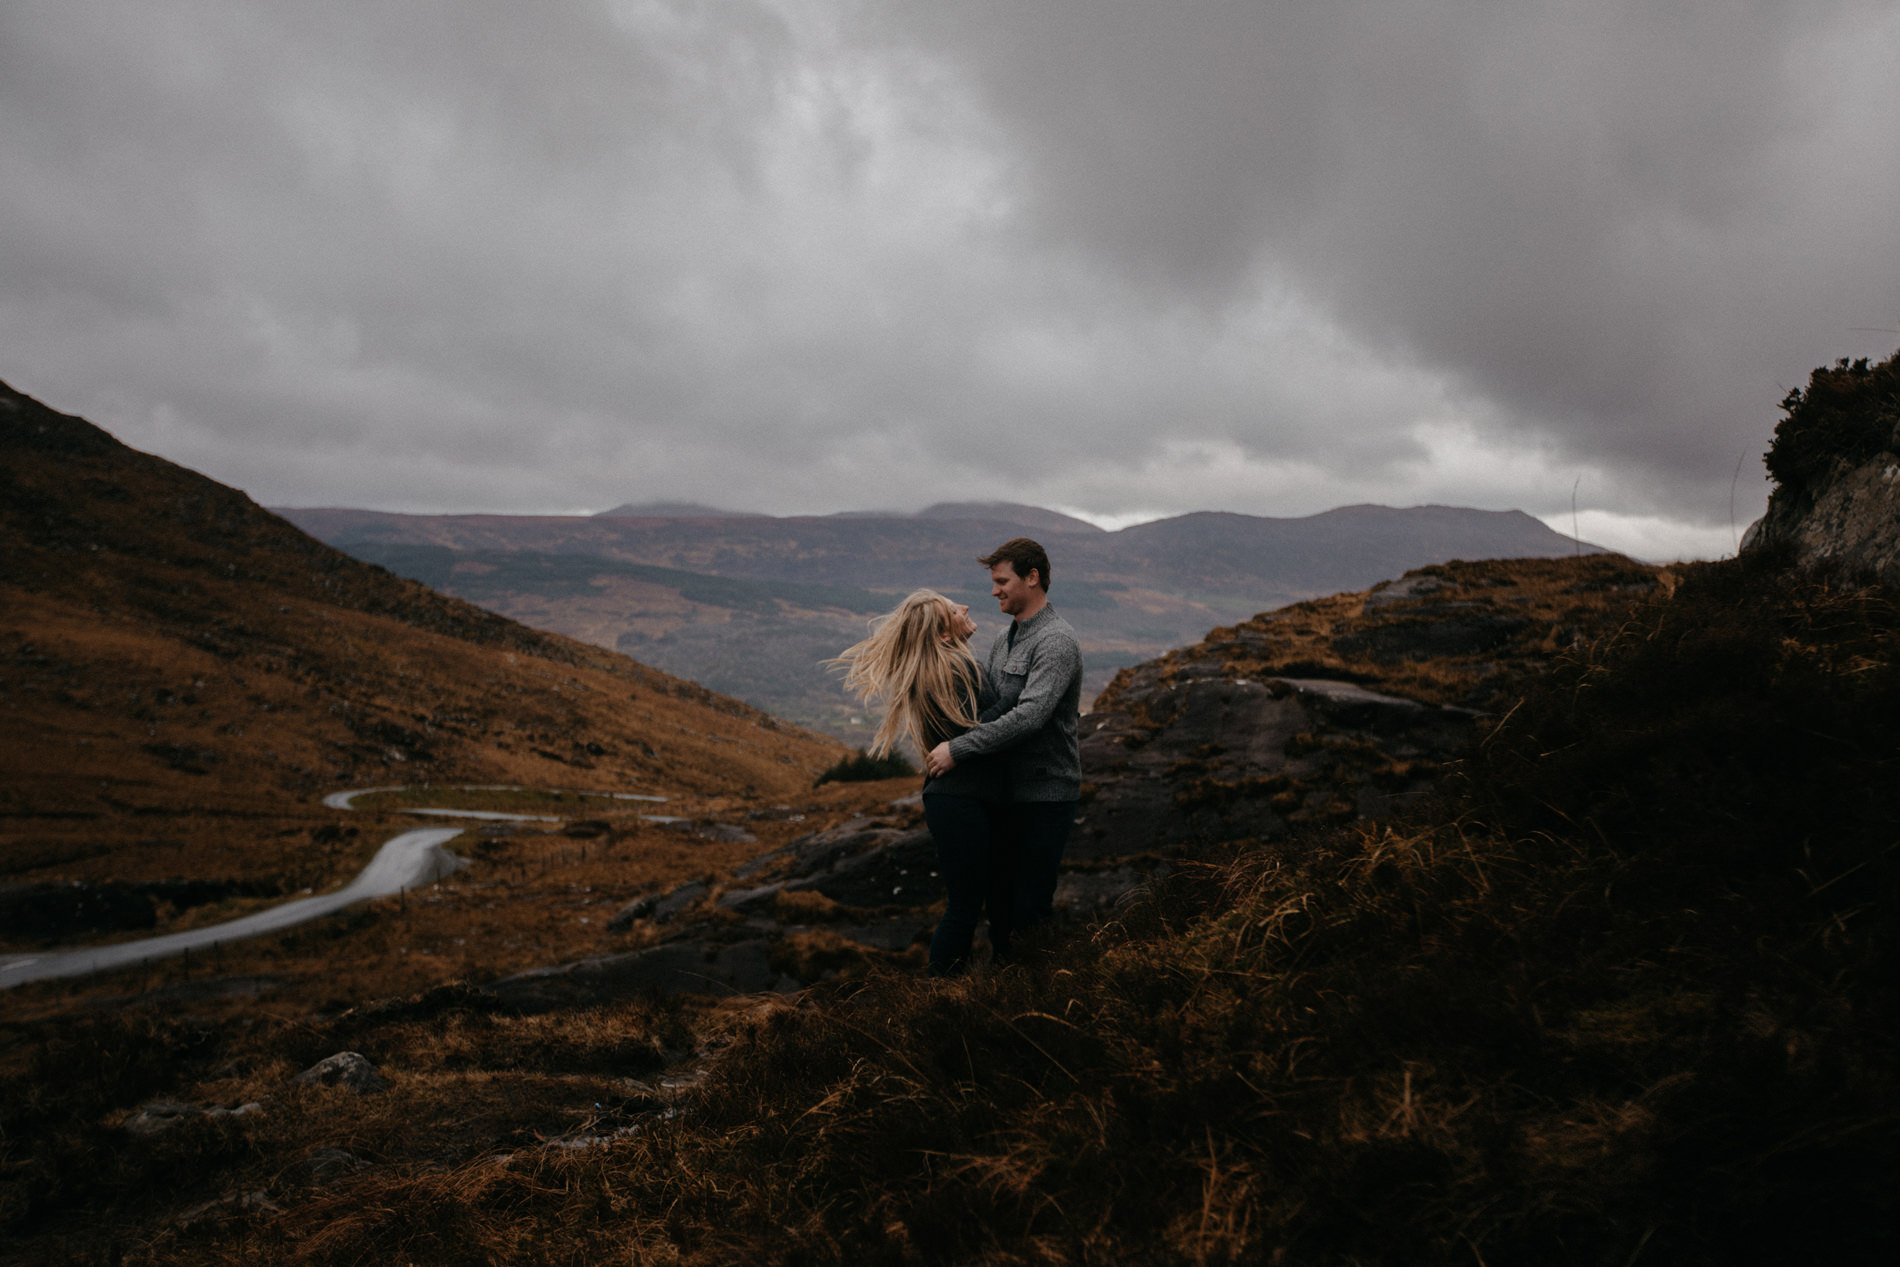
top-left (277, 499), bottom-right (1605, 741)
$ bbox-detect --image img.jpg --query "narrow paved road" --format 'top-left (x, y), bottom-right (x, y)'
top-left (0, 827), bottom-right (467, 989)
top-left (1, 783), bottom-right (672, 991)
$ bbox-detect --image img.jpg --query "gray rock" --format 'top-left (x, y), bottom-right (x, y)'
top-left (123, 1097), bottom-right (264, 1134)
top-left (716, 882), bottom-right (783, 912)
top-left (653, 879), bottom-right (710, 921)
top-left (1078, 672), bottom-right (1471, 859)
top-left (1053, 866), bottom-right (1148, 915)
top-left (208, 1101), bottom-right (265, 1122)
top-left (788, 820), bottom-right (900, 872)
top-left (734, 848), bottom-right (788, 880)
top-left (291, 1051), bottom-right (389, 1094)
top-left (608, 877), bottom-right (716, 931)
top-left (1747, 452), bottom-right (1900, 584)
top-left (491, 938), bottom-right (789, 1010)
top-left (290, 1147), bottom-right (368, 1186)
top-left (123, 1099), bottom-right (206, 1136)
top-left (606, 894), bottom-right (657, 933)
top-left (784, 827), bottom-right (937, 907)
top-left (1362, 573), bottom-right (1448, 608)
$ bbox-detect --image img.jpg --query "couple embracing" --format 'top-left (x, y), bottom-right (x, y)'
top-left (836, 537), bottom-right (1083, 974)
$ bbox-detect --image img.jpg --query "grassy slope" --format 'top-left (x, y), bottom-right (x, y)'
top-left (7, 554), bottom-right (1895, 1264)
top-left (0, 379), bottom-right (847, 1006)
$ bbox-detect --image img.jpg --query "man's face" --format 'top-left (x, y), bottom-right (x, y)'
top-left (990, 563), bottom-right (1038, 617)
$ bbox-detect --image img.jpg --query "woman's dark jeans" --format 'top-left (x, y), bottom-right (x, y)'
top-left (923, 793), bottom-right (1005, 975)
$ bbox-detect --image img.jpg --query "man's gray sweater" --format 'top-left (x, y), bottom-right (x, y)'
top-left (945, 604), bottom-right (1083, 802)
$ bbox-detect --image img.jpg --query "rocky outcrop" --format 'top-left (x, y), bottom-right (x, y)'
top-left (1080, 672), bottom-right (1472, 857)
top-left (482, 557), bottom-right (1665, 1004)
top-left (1079, 555), bottom-right (1663, 857)
top-left (1748, 349), bottom-right (1900, 585)
top-left (1747, 455), bottom-right (1900, 583)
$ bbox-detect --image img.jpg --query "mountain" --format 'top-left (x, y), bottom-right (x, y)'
top-left (593, 501), bottom-right (766, 518)
top-left (0, 378), bottom-right (843, 939)
top-left (277, 502), bottom-right (1602, 743)
top-left (913, 501), bottom-right (1105, 535)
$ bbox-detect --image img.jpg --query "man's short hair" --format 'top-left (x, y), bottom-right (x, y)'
top-left (979, 537), bottom-right (1051, 591)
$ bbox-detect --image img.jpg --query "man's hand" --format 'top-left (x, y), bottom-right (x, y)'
top-left (925, 742), bottom-right (956, 777)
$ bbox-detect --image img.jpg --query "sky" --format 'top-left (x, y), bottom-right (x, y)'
top-left (3, 1), bottom-right (1897, 562)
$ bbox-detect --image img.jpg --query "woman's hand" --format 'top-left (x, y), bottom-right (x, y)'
top-left (926, 742), bottom-right (956, 776)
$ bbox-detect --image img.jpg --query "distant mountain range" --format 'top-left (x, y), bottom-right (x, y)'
top-left (277, 500), bottom-right (1606, 744)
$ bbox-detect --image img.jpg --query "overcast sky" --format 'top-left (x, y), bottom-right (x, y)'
top-left (4, 1), bottom-right (1897, 560)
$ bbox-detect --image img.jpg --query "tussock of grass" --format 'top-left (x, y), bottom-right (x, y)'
top-left (813, 749), bottom-right (918, 787)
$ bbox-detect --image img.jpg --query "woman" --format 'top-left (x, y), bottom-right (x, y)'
top-left (833, 589), bottom-right (1007, 974)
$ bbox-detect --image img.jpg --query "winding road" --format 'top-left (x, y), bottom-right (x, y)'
top-left (0, 784), bottom-right (668, 990)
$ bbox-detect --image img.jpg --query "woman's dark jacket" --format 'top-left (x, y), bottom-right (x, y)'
top-left (921, 660), bottom-right (1008, 804)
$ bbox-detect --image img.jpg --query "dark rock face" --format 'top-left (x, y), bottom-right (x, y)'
top-left (492, 939), bottom-right (788, 1011)
top-left (1079, 674), bottom-right (1471, 859)
top-left (784, 828), bottom-right (937, 907)
top-left (607, 879), bottom-right (711, 932)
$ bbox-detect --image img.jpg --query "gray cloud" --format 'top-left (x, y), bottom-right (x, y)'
top-left (3, 0), bottom-right (1896, 560)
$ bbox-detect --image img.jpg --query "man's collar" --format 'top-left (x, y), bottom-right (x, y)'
top-left (1011, 603), bottom-right (1054, 633)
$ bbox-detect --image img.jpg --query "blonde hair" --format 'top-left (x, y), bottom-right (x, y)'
top-left (830, 589), bottom-right (980, 759)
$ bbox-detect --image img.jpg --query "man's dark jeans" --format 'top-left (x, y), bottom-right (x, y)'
top-left (989, 799), bottom-right (1077, 961)
top-left (923, 793), bottom-right (1005, 975)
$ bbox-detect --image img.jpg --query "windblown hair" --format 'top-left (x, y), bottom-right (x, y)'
top-left (830, 589), bottom-right (981, 760)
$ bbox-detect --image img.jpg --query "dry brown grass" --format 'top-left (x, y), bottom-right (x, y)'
top-left (7, 556), bottom-right (1886, 1265)
top-left (1101, 552), bottom-right (1670, 715)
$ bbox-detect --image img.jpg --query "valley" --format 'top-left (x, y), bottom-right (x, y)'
top-left (278, 499), bottom-right (1602, 743)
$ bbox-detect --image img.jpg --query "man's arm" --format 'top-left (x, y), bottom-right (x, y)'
top-left (926, 634), bottom-right (1080, 774)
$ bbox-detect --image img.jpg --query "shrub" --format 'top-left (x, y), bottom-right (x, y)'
top-left (813, 748), bottom-right (915, 787)
top-left (1764, 348), bottom-right (1900, 499)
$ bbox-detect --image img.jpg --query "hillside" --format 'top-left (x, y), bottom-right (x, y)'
top-left (0, 551), bottom-right (1694, 1262)
top-left (277, 500), bottom-right (1603, 741)
top-left (7, 553), bottom-right (1893, 1262)
top-left (0, 378), bottom-right (845, 974)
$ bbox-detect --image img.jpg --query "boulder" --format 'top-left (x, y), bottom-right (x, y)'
top-left (1079, 673), bottom-right (1471, 859)
top-left (784, 827), bottom-right (938, 907)
top-left (716, 883), bottom-right (783, 913)
top-left (123, 1099), bottom-right (207, 1136)
top-left (291, 1051), bottom-right (389, 1094)
top-left (491, 938), bottom-right (790, 1010)
top-left (788, 820), bottom-right (901, 872)
top-left (122, 1099), bottom-right (262, 1135)
top-left (607, 879), bottom-right (710, 931)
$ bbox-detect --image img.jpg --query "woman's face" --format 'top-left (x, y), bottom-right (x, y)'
top-left (941, 601), bottom-right (977, 643)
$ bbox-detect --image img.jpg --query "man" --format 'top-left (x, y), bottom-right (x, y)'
top-left (925, 536), bottom-right (1083, 956)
